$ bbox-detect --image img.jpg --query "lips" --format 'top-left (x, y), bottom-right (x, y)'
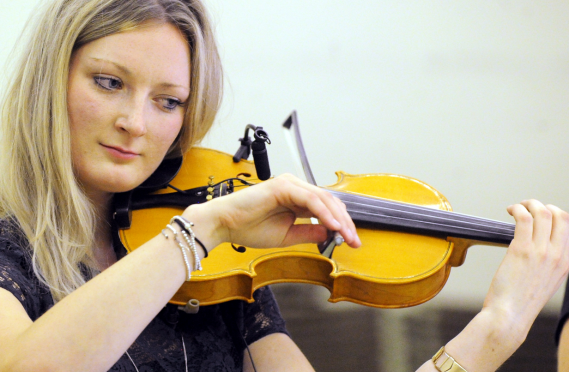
top-left (102, 144), bottom-right (140, 159)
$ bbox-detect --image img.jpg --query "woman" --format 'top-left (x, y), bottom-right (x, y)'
top-left (0, 0), bottom-right (567, 371)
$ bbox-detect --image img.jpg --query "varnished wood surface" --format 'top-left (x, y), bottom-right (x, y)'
top-left (120, 147), bottom-right (499, 308)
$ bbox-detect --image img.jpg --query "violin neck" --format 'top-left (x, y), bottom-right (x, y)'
top-left (329, 190), bottom-right (514, 246)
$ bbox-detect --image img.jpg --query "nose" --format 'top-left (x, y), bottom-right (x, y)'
top-left (115, 97), bottom-right (148, 137)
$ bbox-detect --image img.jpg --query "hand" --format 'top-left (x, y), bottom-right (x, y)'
top-left (429, 200), bottom-right (569, 372)
top-left (183, 173), bottom-right (361, 250)
top-left (482, 199), bottom-right (569, 340)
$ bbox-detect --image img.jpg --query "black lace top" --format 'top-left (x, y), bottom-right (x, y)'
top-left (0, 219), bottom-right (289, 371)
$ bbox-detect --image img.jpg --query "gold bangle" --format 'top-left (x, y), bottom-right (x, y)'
top-left (432, 346), bottom-right (468, 372)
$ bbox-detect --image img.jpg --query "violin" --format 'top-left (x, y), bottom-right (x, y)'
top-left (115, 146), bottom-right (514, 309)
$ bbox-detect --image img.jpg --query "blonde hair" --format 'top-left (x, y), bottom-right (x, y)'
top-left (0, 0), bottom-right (222, 302)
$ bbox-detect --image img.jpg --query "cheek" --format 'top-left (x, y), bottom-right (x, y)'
top-left (151, 117), bottom-right (184, 155)
top-left (68, 84), bottom-right (105, 136)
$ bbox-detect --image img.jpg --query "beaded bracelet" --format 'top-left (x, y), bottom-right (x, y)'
top-left (171, 216), bottom-right (202, 271)
top-left (171, 216), bottom-right (208, 258)
top-left (162, 224), bottom-right (192, 281)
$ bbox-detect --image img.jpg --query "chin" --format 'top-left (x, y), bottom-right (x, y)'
top-left (96, 176), bottom-right (148, 194)
top-left (77, 164), bottom-right (156, 197)
top-left (112, 180), bottom-right (147, 193)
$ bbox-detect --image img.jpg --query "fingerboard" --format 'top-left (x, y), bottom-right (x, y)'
top-left (329, 190), bottom-right (514, 245)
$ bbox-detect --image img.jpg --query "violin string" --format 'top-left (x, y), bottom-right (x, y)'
top-left (330, 190), bottom-right (494, 220)
top-left (332, 190), bottom-right (514, 229)
top-left (350, 198), bottom-right (513, 229)
top-left (330, 191), bottom-right (515, 238)
top-left (347, 207), bottom-right (514, 237)
top-left (344, 200), bottom-right (514, 234)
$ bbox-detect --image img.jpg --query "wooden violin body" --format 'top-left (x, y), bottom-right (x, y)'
top-left (119, 147), bottom-right (511, 309)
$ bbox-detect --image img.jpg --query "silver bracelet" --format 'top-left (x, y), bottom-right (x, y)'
top-left (162, 224), bottom-right (192, 281)
top-left (171, 216), bottom-right (202, 271)
top-left (175, 216), bottom-right (208, 258)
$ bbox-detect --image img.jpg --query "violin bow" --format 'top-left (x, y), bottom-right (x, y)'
top-left (282, 111), bottom-right (344, 257)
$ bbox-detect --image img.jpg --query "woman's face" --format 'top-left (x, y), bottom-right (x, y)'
top-left (67, 22), bottom-right (190, 200)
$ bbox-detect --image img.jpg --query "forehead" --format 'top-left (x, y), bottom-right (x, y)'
top-left (72, 22), bottom-right (191, 88)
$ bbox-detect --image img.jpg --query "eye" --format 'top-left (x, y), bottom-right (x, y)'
top-left (159, 97), bottom-right (184, 112)
top-left (94, 76), bottom-right (123, 90)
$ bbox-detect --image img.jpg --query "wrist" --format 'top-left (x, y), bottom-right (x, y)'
top-left (432, 346), bottom-right (467, 372)
top-left (477, 305), bottom-right (528, 348)
top-left (181, 203), bottom-right (225, 253)
top-left (443, 308), bottom-right (526, 372)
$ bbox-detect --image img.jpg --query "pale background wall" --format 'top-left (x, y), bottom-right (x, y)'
top-left (2, 0), bottom-right (569, 313)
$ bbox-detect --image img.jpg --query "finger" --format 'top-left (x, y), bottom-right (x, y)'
top-left (521, 199), bottom-right (552, 245)
top-left (275, 176), bottom-right (360, 247)
top-left (287, 178), bottom-right (360, 247)
top-left (313, 193), bottom-right (359, 247)
top-left (273, 179), bottom-right (341, 231)
top-left (331, 196), bottom-right (361, 248)
top-left (507, 203), bottom-right (534, 244)
top-left (280, 223), bottom-right (329, 247)
top-left (547, 204), bottom-right (569, 252)
top-left (291, 189), bottom-right (362, 248)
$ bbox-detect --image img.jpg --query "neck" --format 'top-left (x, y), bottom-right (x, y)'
top-left (93, 217), bottom-right (116, 271)
top-left (328, 189), bottom-right (515, 245)
top-left (91, 193), bottom-right (116, 271)
top-left (88, 190), bottom-right (114, 215)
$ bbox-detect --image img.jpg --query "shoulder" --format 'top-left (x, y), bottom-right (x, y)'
top-left (0, 218), bottom-right (30, 269)
top-left (242, 286), bottom-right (289, 344)
top-left (0, 218), bottom-right (53, 320)
top-left (248, 286), bottom-right (283, 316)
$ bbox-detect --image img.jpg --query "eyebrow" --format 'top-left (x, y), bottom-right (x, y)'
top-left (88, 57), bottom-right (190, 91)
top-left (90, 57), bottom-right (131, 76)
